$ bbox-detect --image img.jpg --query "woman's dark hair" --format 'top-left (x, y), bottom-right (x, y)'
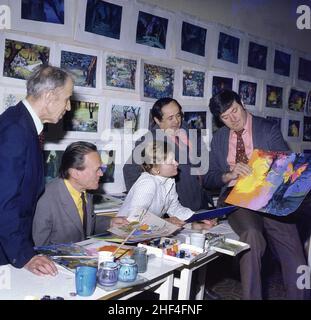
top-left (209, 89), bottom-right (243, 121)
top-left (59, 141), bottom-right (97, 179)
top-left (151, 97), bottom-right (182, 122)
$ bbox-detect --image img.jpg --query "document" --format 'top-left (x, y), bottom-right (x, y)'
top-left (186, 206), bottom-right (237, 223)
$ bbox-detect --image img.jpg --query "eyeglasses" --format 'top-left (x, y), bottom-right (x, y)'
top-left (100, 165), bottom-right (108, 173)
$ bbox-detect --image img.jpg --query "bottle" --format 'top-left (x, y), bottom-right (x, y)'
top-left (132, 247), bottom-right (148, 273)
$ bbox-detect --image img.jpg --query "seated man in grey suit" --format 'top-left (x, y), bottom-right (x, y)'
top-left (33, 141), bottom-right (104, 246)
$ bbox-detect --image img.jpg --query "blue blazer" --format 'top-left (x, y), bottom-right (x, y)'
top-left (0, 102), bottom-right (44, 268)
top-left (204, 115), bottom-right (289, 191)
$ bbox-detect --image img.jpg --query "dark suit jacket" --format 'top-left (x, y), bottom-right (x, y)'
top-left (204, 115), bottom-right (289, 191)
top-left (33, 178), bottom-right (96, 246)
top-left (0, 102), bottom-right (44, 268)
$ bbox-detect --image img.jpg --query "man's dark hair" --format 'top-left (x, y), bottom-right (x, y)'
top-left (151, 97), bottom-right (182, 122)
top-left (59, 141), bottom-right (97, 179)
top-left (209, 89), bottom-right (243, 121)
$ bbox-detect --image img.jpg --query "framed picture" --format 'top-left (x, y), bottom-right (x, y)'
top-left (99, 149), bottom-right (116, 183)
top-left (210, 25), bottom-right (244, 73)
top-left (237, 76), bottom-right (262, 110)
top-left (0, 32), bottom-right (54, 84)
top-left (284, 113), bottom-right (303, 142)
top-left (43, 149), bottom-right (64, 184)
top-left (103, 53), bottom-right (139, 92)
top-left (183, 111), bottom-right (207, 130)
top-left (305, 90), bottom-right (311, 116)
top-left (174, 13), bottom-right (209, 66)
top-left (243, 36), bottom-right (272, 78)
top-left (141, 61), bottom-right (175, 101)
top-left (297, 55), bottom-right (311, 86)
top-left (126, 1), bottom-right (174, 59)
top-left (74, 0), bottom-right (131, 51)
top-left (271, 46), bottom-right (294, 83)
top-left (207, 71), bottom-right (237, 99)
top-left (62, 94), bottom-right (104, 139)
top-left (179, 68), bottom-right (207, 101)
top-left (287, 88), bottom-right (307, 113)
top-left (264, 82), bottom-right (284, 109)
top-left (10, 0), bottom-right (74, 37)
top-left (303, 116), bottom-right (311, 142)
top-left (0, 86), bottom-right (26, 113)
top-left (55, 44), bottom-right (101, 93)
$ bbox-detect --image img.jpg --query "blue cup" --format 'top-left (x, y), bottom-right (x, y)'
top-left (75, 266), bottom-right (97, 297)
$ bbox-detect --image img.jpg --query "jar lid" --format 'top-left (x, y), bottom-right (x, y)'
top-left (120, 258), bottom-right (136, 265)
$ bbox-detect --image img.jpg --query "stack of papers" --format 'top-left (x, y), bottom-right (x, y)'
top-left (93, 194), bottom-right (124, 214)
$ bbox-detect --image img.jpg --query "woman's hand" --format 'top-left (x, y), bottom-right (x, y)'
top-left (110, 217), bottom-right (129, 228)
top-left (164, 216), bottom-right (185, 228)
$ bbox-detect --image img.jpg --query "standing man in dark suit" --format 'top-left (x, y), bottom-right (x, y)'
top-left (205, 89), bottom-right (307, 300)
top-left (33, 141), bottom-right (104, 246)
top-left (0, 65), bottom-right (74, 276)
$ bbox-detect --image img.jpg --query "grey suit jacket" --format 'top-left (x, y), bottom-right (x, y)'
top-left (204, 115), bottom-right (289, 191)
top-left (32, 178), bottom-right (95, 246)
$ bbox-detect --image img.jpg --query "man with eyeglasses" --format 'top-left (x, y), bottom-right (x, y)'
top-left (123, 97), bottom-right (215, 218)
top-left (33, 141), bottom-right (105, 246)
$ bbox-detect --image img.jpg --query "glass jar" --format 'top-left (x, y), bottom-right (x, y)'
top-left (97, 261), bottom-right (119, 286)
top-left (118, 258), bottom-right (138, 282)
top-left (132, 247), bottom-right (148, 273)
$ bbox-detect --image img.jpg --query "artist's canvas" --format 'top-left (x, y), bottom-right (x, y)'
top-left (225, 149), bottom-right (311, 216)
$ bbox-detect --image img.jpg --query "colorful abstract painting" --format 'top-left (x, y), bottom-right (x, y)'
top-left (143, 63), bottom-right (174, 99)
top-left (225, 149), bottom-right (311, 216)
top-left (239, 80), bottom-right (257, 106)
top-left (182, 70), bottom-right (205, 97)
top-left (266, 85), bottom-right (283, 109)
top-left (288, 89), bottom-right (306, 112)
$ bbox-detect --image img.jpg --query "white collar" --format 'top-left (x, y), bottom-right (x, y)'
top-left (23, 99), bottom-right (43, 134)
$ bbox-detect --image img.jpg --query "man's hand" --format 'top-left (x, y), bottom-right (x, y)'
top-left (24, 255), bottom-right (58, 276)
top-left (110, 217), bottom-right (129, 228)
top-left (165, 216), bottom-right (185, 227)
top-left (222, 163), bottom-right (252, 183)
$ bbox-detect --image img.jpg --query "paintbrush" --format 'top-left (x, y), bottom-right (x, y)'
top-left (112, 227), bottom-right (137, 257)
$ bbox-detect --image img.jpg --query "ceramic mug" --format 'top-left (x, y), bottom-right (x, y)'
top-left (75, 266), bottom-right (97, 297)
top-left (97, 261), bottom-right (119, 287)
top-left (118, 258), bottom-right (138, 282)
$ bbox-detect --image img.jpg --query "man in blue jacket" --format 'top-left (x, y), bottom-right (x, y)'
top-left (0, 65), bottom-right (73, 276)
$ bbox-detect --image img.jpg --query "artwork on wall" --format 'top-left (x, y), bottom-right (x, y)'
top-left (238, 80), bottom-right (257, 107)
top-left (141, 62), bottom-right (175, 100)
top-left (55, 44), bottom-right (101, 92)
top-left (136, 11), bottom-right (168, 49)
top-left (287, 120), bottom-right (301, 138)
top-left (305, 90), bottom-right (311, 116)
top-left (298, 57), bottom-right (311, 83)
top-left (1, 33), bottom-right (53, 83)
top-left (44, 150), bottom-right (64, 184)
top-left (1, 87), bottom-right (26, 112)
top-left (181, 69), bottom-right (206, 99)
top-left (104, 53), bottom-right (138, 91)
top-left (284, 113), bottom-right (303, 142)
top-left (288, 88), bottom-right (306, 112)
top-left (247, 41), bottom-right (268, 71)
top-left (10, 0), bottom-right (74, 37)
top-left (265, 84), bottom-right (283, 109)
top-left (74, 0), bottom-right (131, 51)
top-left (206, 71), bottom-right (236, 99)
top-left (183, 111), bottom-right (206, 129)
top-left (99, 150), bottom-right (116, 183)
top-left (303, 116), bottom-right (311, 142)
top-left (217, 32), bottom-right (239, 64)
top-left (212, 75), bottom-right (233, 96)
top-left (274, 49), bottom-right (291, 77)
top-left (110, 103), bottom-right (141, 133)
top-left (174, 13), bottom-right (209, 65)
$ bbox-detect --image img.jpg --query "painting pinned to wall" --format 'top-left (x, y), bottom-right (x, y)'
top-left (143, 63), bottom-right (174, 100)
top-left (298, 57), bottom-right (311, 83)
top-left (287, 119), bottom-right (300, 138)
top-left (265, 85), bottom-right (283, 109)
top-left (303, 116), bottom-right (311, 142)
top-left (60, 50), bottom-right (97, 89)
top-left (3, 37), bottom-right (50, 80)
top-left (111, 103), bottom-right (141, 133)
top-left (225, 149), bottom-right (311, 216)
top-left (63, 99), bottom-right (99, 133)
top-left (44, 150), bottom-right (64, 184)
top-left (239, 80), bottom-right (257, 106)
top-left (85, 0), bottom-right (122, 39)
top-left (182, 70), bottom-right (205, 98)
top-left (247, 41), bottom-right (267, 71)
top-left (212, 76), bottom-right (233, 96)
top-left (99, 150), bottom-right (115, 183)
top-left (274, 49), bottom-right (291, 77)
top-left (266, 116), bottom-right (282, 130)
top-left (105, 55), bottom-right (137, 90)
top-left (305, 90), bottom-right (311, 116)
top-left (183, 111), bottom-right (206, 129)
top-left (217, 32), bottom-right (239, 64)
top-left (288, 89), bottom-right (306, 112)
top-left (21, 0), bottom-right (64, 24)
top-left (2, 90), bottom-right (25, 111)
top-left (136, 11), bottom-right (168, 49)
top-left (181, 21), bottom-right (206, 57)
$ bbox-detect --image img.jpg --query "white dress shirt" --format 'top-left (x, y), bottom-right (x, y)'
top-left (117, 172), bottom-right (194, 221)
top-left (23, 99), bottom-right (43, 134)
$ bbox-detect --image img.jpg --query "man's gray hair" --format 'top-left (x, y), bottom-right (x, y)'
top-left (26, 64), bottom-right (73, 98)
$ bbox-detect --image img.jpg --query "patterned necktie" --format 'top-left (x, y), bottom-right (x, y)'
top-left (81, 192), bottom-right (88, 237)
top-left (235, 129), bottom-right (248, 164)
top-left (38, 131), bottom-right (45, 150)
